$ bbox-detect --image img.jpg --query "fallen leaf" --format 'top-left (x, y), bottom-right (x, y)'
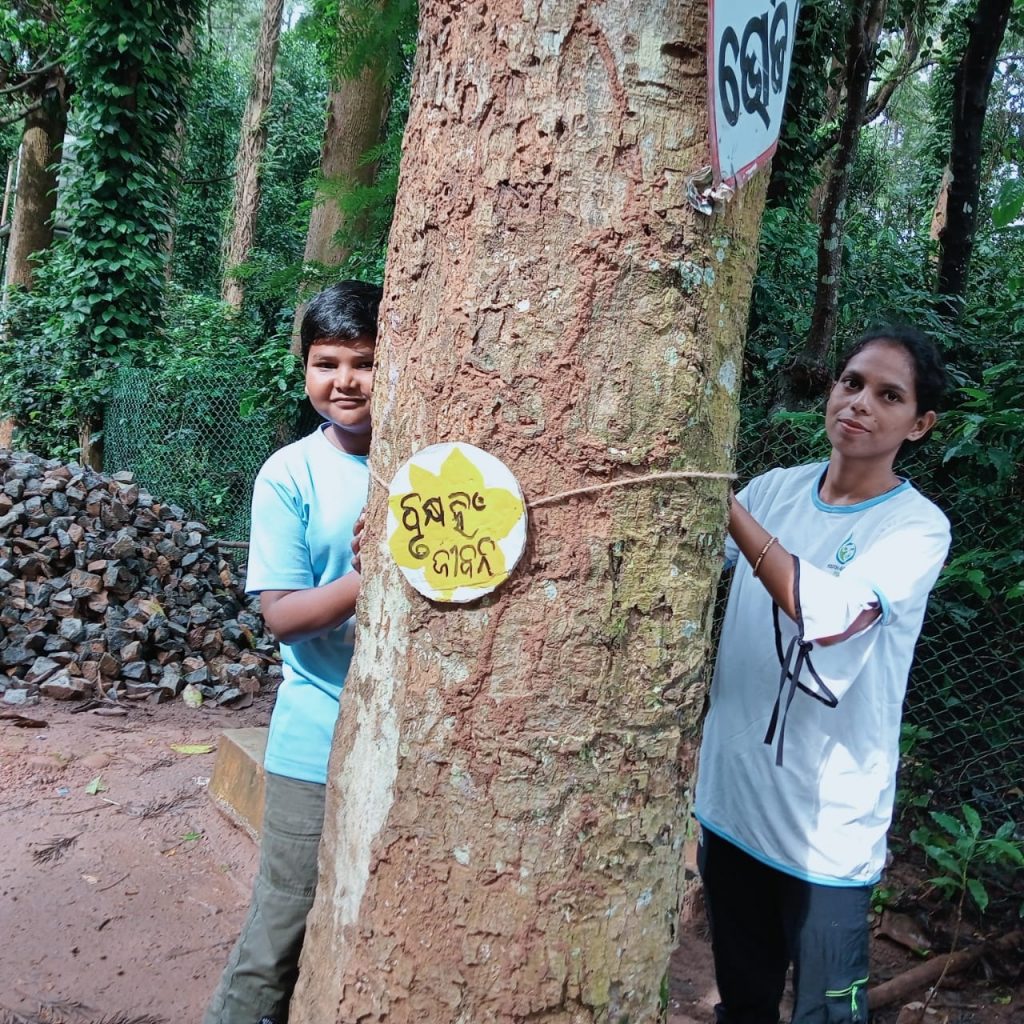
top-left (81, 874), bottom-right (99, 885)
top-left (181, 683), bottom-right (203, 709)
top-left (170, 743), bottom-right (214, 755)
top-left (85, 775), bottom-right (108, 795)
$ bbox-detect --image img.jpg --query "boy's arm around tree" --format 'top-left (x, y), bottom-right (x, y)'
top-left (247, 463), bottom-right (362, 645)
top-left (261, 573), bottom-right (361, 645)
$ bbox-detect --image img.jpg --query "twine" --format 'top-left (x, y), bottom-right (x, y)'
top-left (369, 465), bottom-right (736, 508)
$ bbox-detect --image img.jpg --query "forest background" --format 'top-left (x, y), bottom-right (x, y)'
top-left (0, 0), bottom-right (1021, 929)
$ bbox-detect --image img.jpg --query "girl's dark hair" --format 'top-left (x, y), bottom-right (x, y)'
top-left (837, 324), bottom-right (948, 414)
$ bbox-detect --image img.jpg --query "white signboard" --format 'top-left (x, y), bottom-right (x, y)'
top-left (385, 443), bottom-right (528, 604)
top-left (708, 0), bottom-right (799, 188)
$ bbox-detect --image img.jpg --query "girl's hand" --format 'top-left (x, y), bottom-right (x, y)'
top-left (351, 510), bottom-right (366, 573)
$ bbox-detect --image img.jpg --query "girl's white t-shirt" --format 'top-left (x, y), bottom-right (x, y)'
top-left (695, 462), bottom-right (950, 886)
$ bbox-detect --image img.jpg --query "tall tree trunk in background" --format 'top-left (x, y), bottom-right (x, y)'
top-left (779, 0), bottom-right (886, 408)
top-left (304, 72), bottom-right (388, 268)
top-left (935, 0), bottom-right (1012, 313)
top-left (163, 25), bottom-right (195, 282)
top-left (2, 90), bottom-right (67, 292)
top-left (290, 67), bottom-right (389, 350)
top-left (290, 2), bottom-right (768, 1022)
top-left (221, 0), bottom-right (284, 308)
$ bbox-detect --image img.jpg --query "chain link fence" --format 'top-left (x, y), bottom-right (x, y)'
top-left (103, 361), bottom-right (293, 542)
top-left (103, 364), bottom-right (1021, 829)
top-left (733, 394), bottom-right (1023, 830)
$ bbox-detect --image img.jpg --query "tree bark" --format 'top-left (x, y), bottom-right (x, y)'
top-left (290, 66), bottom-right (389, 351)
top-left (163, 24), bottom-right (195, 282)
top-left (2, 92), bottom-right (67, 292)
top-left (221, 0), bottom-right (285, 308)
top-left (303, 70), bottom-right (388, 267)
top-left (935, 0), bottom-right (1012, 312)
top-left (289, 3), bottom-right (769, 1023)
top-left (779, 0), bottom-right (886, 408)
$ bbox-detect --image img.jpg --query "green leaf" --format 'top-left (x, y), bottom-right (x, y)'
top-left (929, 811), bottom-right (964, 838)
top-left (966, 877), bottom-right (989, 914)
top-left (85, 775), bottom-right (108, 795)
top-left (181, 683), bottom-right (204, 709)
top-left (992, 177), bottom-right (1024, 228)
top-left (961, 804), bottom-right (982, 838)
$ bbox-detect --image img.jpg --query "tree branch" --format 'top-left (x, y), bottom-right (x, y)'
top-left (0, 57), bottom-right (60, 96)
top-left (0, 99), bottom-right (42, 128)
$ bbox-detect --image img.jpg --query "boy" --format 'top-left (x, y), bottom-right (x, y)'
top-left (204, 280), bottom-right (381, 1024)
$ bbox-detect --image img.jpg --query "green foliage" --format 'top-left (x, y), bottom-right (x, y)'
top-left (991, 176), bottom-right (1024, 228)
top-left (170, 44), bottom-right (248, 292)
top-left (101, 287), bottom-right (304, 536)
top-left (0, 247), bottom-right (103, 460)
top-left (57, 0), bottom-right (201, 401)
top-left (298, 0), bottom-right (416, 88)
top-left (310, 33), bottom-right (414, 286)
top-left (171, 25), bottom-right (330, 331)
top-left (0, 1), bottom-right (68, 83)
top-left (0, 1), bottom-right (69, 152)
top-left (911, 805), bottom-right (1024, 916)
top-left (766, 0), bottom-right (847, 207)
top-left (249, 30), bottom-right (330, 282)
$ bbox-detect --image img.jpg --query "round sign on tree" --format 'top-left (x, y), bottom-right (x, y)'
top-left (385, 442), bottom-right (528, 603)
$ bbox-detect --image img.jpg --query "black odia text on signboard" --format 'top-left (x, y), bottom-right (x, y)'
top-left (717, 1), bottom-right (791, 130)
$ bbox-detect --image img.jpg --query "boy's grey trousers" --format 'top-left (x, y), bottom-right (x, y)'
top-left (204, 772), bottom-right (326, 1024)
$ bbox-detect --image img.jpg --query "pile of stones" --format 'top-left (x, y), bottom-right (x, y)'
top-left (0, 449), bottom-right (279, 708)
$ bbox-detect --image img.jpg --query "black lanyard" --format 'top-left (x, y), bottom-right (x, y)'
top-left (764, 556), bottom-right (838, 766)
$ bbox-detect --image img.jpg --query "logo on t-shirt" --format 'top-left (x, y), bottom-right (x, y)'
top-left (827, 535), bottom-right (857, 574)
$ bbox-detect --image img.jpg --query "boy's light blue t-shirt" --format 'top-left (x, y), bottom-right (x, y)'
top-left (245, 425), bottom-right (368, 784)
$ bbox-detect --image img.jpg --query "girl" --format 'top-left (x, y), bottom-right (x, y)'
top-left (694, 327), bottom-right (951, 1024)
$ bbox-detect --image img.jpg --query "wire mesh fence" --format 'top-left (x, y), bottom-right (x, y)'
top-left (103, 361), bottom-right (293, 542)
top-left (103, 364), bottom-right (1021, 828)
top-left (732, 394), bottom-right (1023, 829)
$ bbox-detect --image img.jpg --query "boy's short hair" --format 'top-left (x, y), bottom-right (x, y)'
top-left (300, 280), bottom-right (382, 364)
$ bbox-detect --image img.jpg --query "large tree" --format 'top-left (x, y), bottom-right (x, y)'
top-left (221, 0), bottom-right (285, 308)
top-left (290, 2), bottom-right (770, 1022)
top-left (935, 0), bottom-right (1013, 310)
top-left (778, 0), bottom-right (887, 407)
top-left (0, 0), bottom-right (69, 292)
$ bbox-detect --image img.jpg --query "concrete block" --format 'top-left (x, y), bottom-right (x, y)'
top-left (208, 727), bottom-right (268, 842)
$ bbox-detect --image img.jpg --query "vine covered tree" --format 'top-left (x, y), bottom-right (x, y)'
top-left (290, 2), bottom-right (770, 1021)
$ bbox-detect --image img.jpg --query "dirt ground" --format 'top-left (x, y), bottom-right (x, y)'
top-left (0, 699), bottom-right (1020, 1024)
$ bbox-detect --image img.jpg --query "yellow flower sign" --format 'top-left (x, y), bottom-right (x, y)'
top-left (386, 443), bottom-right (528, 603)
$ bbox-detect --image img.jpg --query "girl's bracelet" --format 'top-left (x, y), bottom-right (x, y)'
top-left (752, 536), bottom-right (778, 578)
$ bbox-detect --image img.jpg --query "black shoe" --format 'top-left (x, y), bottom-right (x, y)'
top-left (256, 1018), bottom-right (277, 1024)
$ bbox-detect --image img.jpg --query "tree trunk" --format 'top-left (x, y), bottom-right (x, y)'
top-left (290, 3), bottom-right (769, 1023)
top-left (221, 0), bottom-right (285, 308)
top-left (304, 70), bottom-right (388, 267)
top-left (290, 66), bottom-right (389, 350)
top-left (935, 0), bottom-right (1012, 312)
top-left (779, 0), bottom-right (886, 408)
top-left (929, 164), bottom-right (952, 242)
top-left (3, 94), bottom-right (67, 292)
top-left (164, 25), bottom-right (195, 282)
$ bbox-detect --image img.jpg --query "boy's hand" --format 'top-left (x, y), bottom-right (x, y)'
top-left (352, 511), bottom-right (366, 573)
